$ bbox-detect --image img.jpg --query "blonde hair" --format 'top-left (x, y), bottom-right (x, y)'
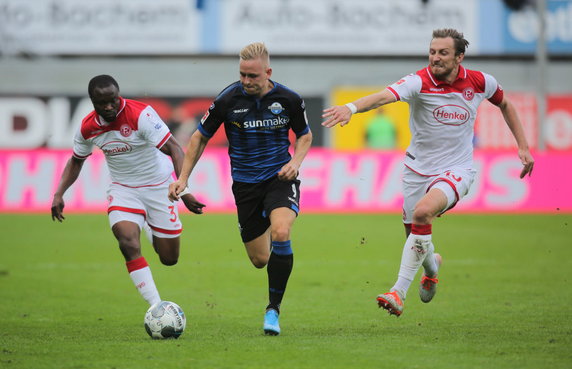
top-left (239, 42), bottom-right (270, 65)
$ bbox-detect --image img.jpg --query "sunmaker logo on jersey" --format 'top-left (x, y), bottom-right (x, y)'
top-left (101, 141), bottom-right (133, 156)
top-left (433, 105), bottom-right (470, 126)
top-left (243, 116), bottom-right (289, 129)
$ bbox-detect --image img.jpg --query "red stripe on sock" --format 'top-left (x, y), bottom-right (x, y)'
top-left (412, 224), bottom-right (432, 235)
top-left (126, 256), bottom-right (148, 273)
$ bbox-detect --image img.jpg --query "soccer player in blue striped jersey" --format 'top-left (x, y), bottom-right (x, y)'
top-left (169, 42), bottom-right (313, 335)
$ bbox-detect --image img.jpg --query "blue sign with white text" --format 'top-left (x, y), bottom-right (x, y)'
top-left (480, 0), bottom-right (572, 54)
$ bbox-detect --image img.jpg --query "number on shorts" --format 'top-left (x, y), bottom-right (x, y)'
top-left (168, 205), bottom-right (177, 222)
top-left (291, 183), bottom-right (297, 197)
top-left (445, 171), bottom-right (462, 182)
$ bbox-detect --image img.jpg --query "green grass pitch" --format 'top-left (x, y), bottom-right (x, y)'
top-left (0, 213), bottom-right (571, 369)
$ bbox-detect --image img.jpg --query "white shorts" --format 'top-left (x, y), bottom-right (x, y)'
top-left (106, 179), bottom-right (182, 239)
top-left (402, 166), bottom-right (476, 224)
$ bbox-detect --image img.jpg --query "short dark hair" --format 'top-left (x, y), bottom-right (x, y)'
top-left (432, 28), bottom-right (469, 55)
top-left (88, 75), bottom-right (119, 97)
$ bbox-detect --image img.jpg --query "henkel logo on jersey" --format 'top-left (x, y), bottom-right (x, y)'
top-left (101, 141), bottom-right (133, 156)
top-left (433, 105), bottom-right (470, 126)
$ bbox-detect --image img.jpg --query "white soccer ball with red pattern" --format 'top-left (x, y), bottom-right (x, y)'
top-left (144, 301), bottom-right (186, 339)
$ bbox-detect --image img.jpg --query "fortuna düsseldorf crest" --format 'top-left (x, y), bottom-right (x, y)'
top-left (120, 124), bottom-right (132, 137)
top-left (463, 87), bottom-right (475, 101)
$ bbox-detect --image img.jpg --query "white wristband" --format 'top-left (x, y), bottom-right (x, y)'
top-left (345, 102), bottom-right (358, 114)
top-left (179, 187), bottom-right (190, 197)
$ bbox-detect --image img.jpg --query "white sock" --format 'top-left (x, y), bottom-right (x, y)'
top-left (422, 242), bottom-right (438, 277)
top-left (392, 233), bottom-right (431, 298)
top-left (126, 257), bottom-right (161, 306)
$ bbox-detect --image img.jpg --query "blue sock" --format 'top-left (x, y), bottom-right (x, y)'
top-left (271, 240), bottom-right (293, 255)
top-left (267, 240), bottom-right (293, 312)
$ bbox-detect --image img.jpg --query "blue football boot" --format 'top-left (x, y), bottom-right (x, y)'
top-left (263, 309), bottom-right (280, 336)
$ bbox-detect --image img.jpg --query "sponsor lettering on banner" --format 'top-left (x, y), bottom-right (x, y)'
top-left (0, 96), bottom-right (221, 149)
top-left (502, 0), bottom-right (572, 54)
top-left (475, 0), bottom-right (572, 55)
top-left (0, 0), bottom-right (200, 55)
top-left (0, 149), bottom-right (569, 213)
top-left (220, 0), bottom-right (478, 55)
top-left (2, 0), bottom-right (570, 56)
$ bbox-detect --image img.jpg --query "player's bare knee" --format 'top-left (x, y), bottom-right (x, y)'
top-left (271, 227), bottom-right (290, 242)
top-left (250, 255), bottom-right (268, 268)
top-left (412, 205), bottom-right (433, 224)
top-left (154, 238), bottom-right (180, 266)
top-left (118, 237), bottom-right (141, 259)
top-left (160, 256), bottom-right (178, 266)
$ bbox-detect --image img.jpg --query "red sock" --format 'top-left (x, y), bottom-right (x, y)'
top-left (411, 224), bottom-right (432, 235)
top-left (126, 256), bottom-right (148, 273)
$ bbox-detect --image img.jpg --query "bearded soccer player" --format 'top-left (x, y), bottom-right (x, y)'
top-left (169, 43), bottom-right (313, 335)
top-left (51, 75), bottom-right (205, 307)
top-left (322, 29), bottom-right (534, 317)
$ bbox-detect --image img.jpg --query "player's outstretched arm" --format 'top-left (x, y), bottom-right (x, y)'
top-left (160, 136), bottom-right (207, 214)
top-left (160, 136), bottom-right (186, 179)
top-left (168, 130), bottom-right (210, 202)
top-left (51, 156), bottom-right (85, 222)
top-left (498, 96), bottom-right (535, 178)
top-left (321, 89), bottom-right (396, 128)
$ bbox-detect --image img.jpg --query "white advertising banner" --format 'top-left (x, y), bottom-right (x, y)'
top-left (0, 0), bottom-right (200, 55)
top-left (219, 0), bottom-right (479, 55)
top-left (1, 0), bottom-right (479, 56)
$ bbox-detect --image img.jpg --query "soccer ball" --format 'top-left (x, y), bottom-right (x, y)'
top-left (144, 301), bottom-right (186, 339)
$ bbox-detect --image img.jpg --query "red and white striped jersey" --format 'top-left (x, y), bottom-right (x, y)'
top-left (387, 65), bottom-right (504, 176)
top-left (73, 97), bottom-right (173, 187)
